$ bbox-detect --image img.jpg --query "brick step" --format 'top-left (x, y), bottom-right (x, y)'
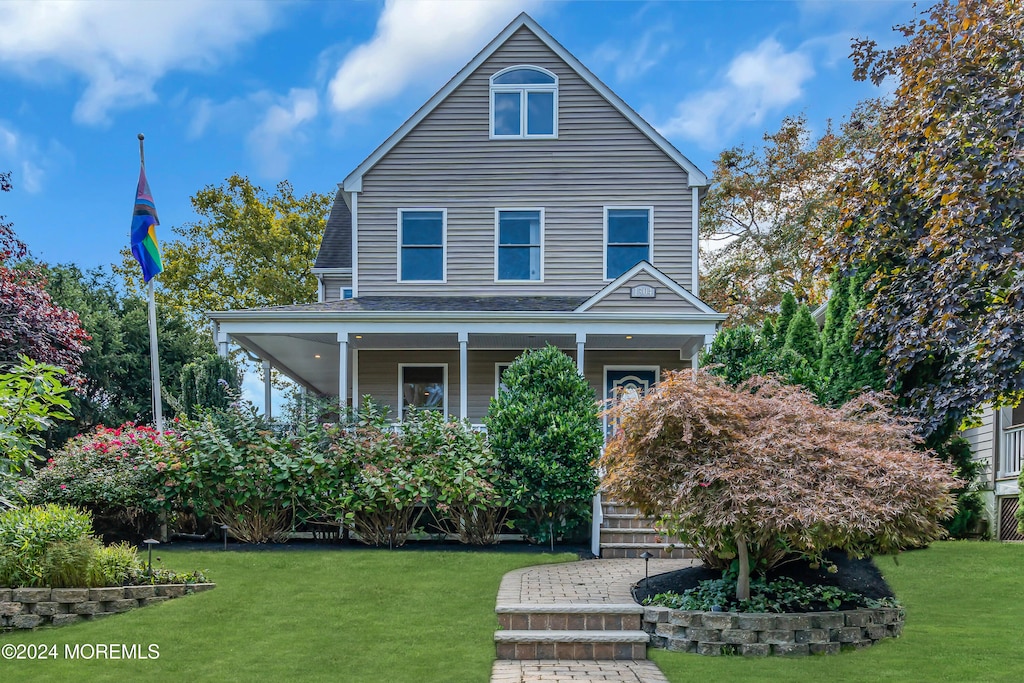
top-left (599, 543), bottom-right (695, 559)
top-left (494, 630), bottom-right (649, 660)
top-left (496, 603), bottom-right (643, 631)
top-left (599, 529), bottom-right (682, 545)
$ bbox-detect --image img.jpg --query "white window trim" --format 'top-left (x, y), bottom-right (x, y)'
top-left (602, 365), bottom-right (661, 432)
top-left (494, 362), bottom-right (513, 397)
top-left (398, 363), bottom-right (449, 419)
top-left (603, 206), bottom-right (654, 281)
top-left (493, 207), bottom-right (545, 282)
top-left (489, 65), bottom-right (558, 140)
top-left (397, 208), bottom-right (447, 284)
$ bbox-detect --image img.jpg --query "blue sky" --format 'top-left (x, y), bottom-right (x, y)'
top-left (0, 0), bottom-right (916, 409)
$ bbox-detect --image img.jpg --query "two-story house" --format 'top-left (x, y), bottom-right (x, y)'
top-left (209, 13), bottom-right (725, 429)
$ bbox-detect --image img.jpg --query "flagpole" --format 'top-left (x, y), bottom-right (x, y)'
top-left (139, 133), bottom-right (164, 434)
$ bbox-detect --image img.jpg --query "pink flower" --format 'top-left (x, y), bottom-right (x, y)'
top-left (60, 485), bottom-right (67, 490)
top-left (698, 482), bottom-right (710, 488)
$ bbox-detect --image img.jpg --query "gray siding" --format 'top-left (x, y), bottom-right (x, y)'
top-left (963, 406), bottom-right (995, 480)
top-left (586, 271), bottom-right (700, 313)
top-left (322, 274), bottom-right (352, 302)
top-left (356, 27), bottom-right (694, 297)
top-left (354, 348), bottom-right (690, 422)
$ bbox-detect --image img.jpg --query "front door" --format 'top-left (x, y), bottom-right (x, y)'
top-left (604, 366), bottom-right (659, 435)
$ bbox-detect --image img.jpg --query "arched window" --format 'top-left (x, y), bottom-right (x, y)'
top-left (490, 66), bottom-right (558, 139)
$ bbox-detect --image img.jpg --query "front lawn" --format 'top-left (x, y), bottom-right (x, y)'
top-left (1, 548), bottom-right (574, 683)
top-left (653, 541), bottom-right (1024, 683)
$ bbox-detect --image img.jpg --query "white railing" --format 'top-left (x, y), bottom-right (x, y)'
top-left (1002, 425), bottom-right (1024, 478)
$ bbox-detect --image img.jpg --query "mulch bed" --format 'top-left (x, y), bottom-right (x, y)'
top-left (633, 549), bottom-right (897, 611)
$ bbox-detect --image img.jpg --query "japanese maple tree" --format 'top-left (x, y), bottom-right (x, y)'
top-left (601, 370), bottom-right (956, 600)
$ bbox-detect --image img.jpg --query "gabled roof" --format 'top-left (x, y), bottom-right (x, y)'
top-left (313, 188), bottom-right (352, 270)
top-left (342, 12), bottom-right (707, 192)
top-left (575, 261), bottom-right (719, 315)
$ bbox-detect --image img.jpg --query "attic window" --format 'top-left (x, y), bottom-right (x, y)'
top-left (490, 66), bottom-right (557, 139)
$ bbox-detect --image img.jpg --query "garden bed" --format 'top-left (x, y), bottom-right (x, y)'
top-left (635, 551), bottom-right (904, 656)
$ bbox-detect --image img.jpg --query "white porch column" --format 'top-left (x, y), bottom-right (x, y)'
top-left (351, 349), bottom-right (359, 409)
top-left (262, 360), bottom-right (272, 420)
top-left (338, 332), bottom-right (349, 410)
top-left (458, 332), bottom-right (468, 421)
top-left (575, 332), bottom-right (586, 375)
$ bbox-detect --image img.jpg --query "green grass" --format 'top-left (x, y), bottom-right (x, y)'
top-left (1, 548), bottom-right (574, 683)
top-left (652, 542), bottom-right (1024, 683)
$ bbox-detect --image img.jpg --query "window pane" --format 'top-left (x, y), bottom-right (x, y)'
top-left (499, 210), bottom-right (540, 245)
top-left (607, 245), bottom-right (650, 279)
top-left (493, 68), bottom-right (555, 85)
top-left (493, 92), bottom-right (521, 135)
top-left (402, 366), bottom-right (444, 418)
top-left (608, 209), bottom-right (650, 244)
top-left (526, 91), bottom-right (554, 136)
top-left (401, 246), bottom-right (443, 280)
top-left (401, 211), bottom-right (443, 245)
top-left (499, 246), bottom-right (540, 280)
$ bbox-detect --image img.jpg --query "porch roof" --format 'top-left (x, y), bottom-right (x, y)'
top-left (241, 295), bottom-right (588, 314)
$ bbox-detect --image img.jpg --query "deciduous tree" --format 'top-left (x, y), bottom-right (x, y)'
top-left (837, 0), bottom-right (1024, 438)
top-left (0, 174), bottom-right (89, 376)
top-left (601, 370), bottom-right (956, 600)
top-left (117, 175), bottom-right (331, 324)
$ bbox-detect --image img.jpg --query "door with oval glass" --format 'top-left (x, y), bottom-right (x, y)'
top-left (604, 366), bottom-right (659, 435)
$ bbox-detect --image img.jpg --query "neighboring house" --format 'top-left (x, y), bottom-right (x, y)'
top-left (209, 13), bottom-right (724, 428)
top-left (963, 407), bottom-right (1023, 541)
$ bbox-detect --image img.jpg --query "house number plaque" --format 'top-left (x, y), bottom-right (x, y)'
top-left (630, 285), bottom-right (656, 298)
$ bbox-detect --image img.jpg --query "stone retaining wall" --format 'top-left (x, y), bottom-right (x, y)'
top-left (642, 604), bottom-right (904, 656)
top-left (0, 584), bottom-right (215, 631)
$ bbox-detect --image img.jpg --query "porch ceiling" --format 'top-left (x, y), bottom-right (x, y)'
top-left (231, 330), bottom-right (707, 398)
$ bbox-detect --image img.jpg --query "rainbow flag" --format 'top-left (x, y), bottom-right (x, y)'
top-left (131, 165), bottom-right (163, 283)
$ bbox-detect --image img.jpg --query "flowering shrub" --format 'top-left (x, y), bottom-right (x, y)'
top-left (402, 410), bottom-right (517, 545)
top-left (150, 404), bottom-right (305, 544)
top-left (21, 423), bottom-right (166, 535)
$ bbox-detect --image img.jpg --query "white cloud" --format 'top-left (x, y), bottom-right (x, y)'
top-left (591, 27), bottom-right (673, 83)
top-left (0, 1), bottom-right (281, 125)
top-left (0, 121), bottom-right (66, 193)
top-left (328, 0), bottom-right (542, 113)
top-left (247, 89), bottom-right (319, 177)
top-left (659, 39), bottom-right (814, 147)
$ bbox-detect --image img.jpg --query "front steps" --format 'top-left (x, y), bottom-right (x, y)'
top-left (599, 500), bottom-right (695, 560)
top-left (495, 604), bottom-right (648, 660)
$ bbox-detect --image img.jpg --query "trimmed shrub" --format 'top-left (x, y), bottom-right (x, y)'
top-left (484, 345), bottom-right (601, 543)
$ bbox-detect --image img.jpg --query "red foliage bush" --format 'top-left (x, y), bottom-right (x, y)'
top-left (600, 370), bottom-right (957, 599)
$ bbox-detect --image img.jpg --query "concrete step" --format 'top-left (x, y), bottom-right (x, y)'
top-left (494, 630), bottom-right (649, 660)
top-left (496, 603), bottom-right (643, 631)
top-left (599, 543), bottom-right (695, 559)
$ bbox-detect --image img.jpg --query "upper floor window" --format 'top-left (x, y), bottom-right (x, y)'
top-left (490, 66), bottom-right (557, 139)
top-left (605, 207), bottom-right (652, 279)
top-left (495, 209), bottom-right (543, 281)
top-left (399, 209), bottom-right (446, 282)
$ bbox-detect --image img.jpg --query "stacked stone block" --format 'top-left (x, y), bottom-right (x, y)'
top-left (0, 584), bottom-right (216, 631)
top-left (642, 605), bottom-right (904, 656)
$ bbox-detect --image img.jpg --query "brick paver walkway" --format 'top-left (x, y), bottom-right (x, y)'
top-left (492, 557), bottom-right (697, 683)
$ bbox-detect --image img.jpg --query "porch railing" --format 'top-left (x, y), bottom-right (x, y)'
top-left (1002, 425), bottom-right (1024, 478)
